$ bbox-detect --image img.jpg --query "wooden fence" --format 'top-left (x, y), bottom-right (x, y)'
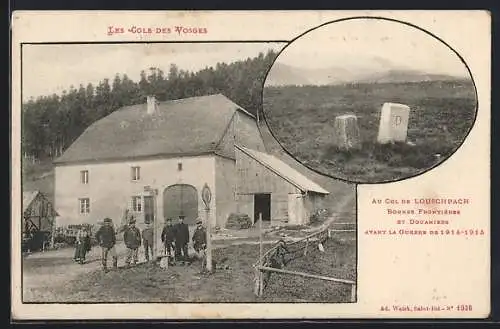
top-left (253, 222), bottom-right (356, 301)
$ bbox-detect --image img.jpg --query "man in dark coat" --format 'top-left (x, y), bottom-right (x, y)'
top-left (192, 218), bottom-right (208, 269)
top-left (174, 216), bottom-right (189, 262)
top-left (124, 216), bottom-right (141, 267)
top-left (142, 221), bottom-right (154, 262)
top-left (95, 217), bottom-right (117, 272)
top-left (161, 218), bottom-right (176, 262)
top-left (192, 218), bottom-right (207, 255)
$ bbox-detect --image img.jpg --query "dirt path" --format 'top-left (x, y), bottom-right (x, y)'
top-left (22, 242), bottom-right (124, 301)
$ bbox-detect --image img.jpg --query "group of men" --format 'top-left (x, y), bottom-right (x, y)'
top-left (94, 212), bottom-right (207, 272)
top-left (161, 216), bottom-right (207, 265)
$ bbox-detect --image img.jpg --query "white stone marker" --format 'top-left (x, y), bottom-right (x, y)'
top-left (333, 114), bottom-right (362, 150)
top-left (376, 102), bottom-right (411, 144)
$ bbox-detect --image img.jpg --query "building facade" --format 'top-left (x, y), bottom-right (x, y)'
top-left (53, 94), bottom-right (329, 255)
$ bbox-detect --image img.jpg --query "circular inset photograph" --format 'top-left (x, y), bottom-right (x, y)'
top-left (262, 17), bottom-right (477, 184)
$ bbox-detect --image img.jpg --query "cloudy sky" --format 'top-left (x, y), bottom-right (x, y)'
top-left (274, 18), bottom-right (470, 77)
top-left (22, 42), bottom-right (285, 100)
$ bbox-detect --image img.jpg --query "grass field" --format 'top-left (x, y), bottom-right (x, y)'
top-left (23, 234), bottom-right (356, 303)
top-left (263, 80), bottom-right (476, 183)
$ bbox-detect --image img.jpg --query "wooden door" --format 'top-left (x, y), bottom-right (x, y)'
top-left (288, 194), bottom-right (304, 225)
top-left (163, 184), bottom-right (198, 225)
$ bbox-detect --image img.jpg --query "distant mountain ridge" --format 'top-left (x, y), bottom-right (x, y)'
top-left (265, 62), bottom-right (468, 86)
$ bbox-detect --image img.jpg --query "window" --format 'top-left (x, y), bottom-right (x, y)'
top-left (131, 166), bottom-right (141, 181)
top-left (131, 196), bottom-right (142, 212)
top-left (80, 170), bottom-right (89, 184)
top-left (177, 162), bottom-right (183, 171)
top-left (79, 198), bottom-right (90, 215)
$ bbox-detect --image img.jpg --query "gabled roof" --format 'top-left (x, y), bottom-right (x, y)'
top-left (23, 190), bottom-right (39, 213)
top-left (54, 94), bottom-right (254, 164)
top-left (236, 145), bottom-right (329, 194)
top-left (23, 190), bottom-right (59, 216)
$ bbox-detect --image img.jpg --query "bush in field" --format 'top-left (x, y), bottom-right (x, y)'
top-left (310, 208), bottom-right (331, 225)
top-left (54, 234), bottom-right (76, 246)
top-left (226, 213), bottom-right (252, 229)
top-left (369, 141), bottom-right (454, 169)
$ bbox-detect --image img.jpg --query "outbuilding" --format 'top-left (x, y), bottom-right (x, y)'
top-left (22, 190), bottom-right (58, 251)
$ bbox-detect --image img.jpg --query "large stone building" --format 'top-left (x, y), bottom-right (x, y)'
top-left (53, 94), bottom-right (329, 251)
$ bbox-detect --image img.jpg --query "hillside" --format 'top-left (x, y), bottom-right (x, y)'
top-left (262, 80), bottom-right (476, 183)
top-left (265, 62), bottom-right (464, 87)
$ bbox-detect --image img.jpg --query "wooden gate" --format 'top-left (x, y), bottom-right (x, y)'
top-left (163, 184), bottom-right (198, 225)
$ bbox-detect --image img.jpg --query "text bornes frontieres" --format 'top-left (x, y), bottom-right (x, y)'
top-left (387, 209), bottom-right (461, 215)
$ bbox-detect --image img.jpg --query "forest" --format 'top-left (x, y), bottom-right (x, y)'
top-left (22, 49), bottom-right (278, 161)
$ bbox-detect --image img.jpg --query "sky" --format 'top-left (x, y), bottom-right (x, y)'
top-left (22, 42), bottom-right (285, 101)
top-left (274, 18), bottom-right (470, 77)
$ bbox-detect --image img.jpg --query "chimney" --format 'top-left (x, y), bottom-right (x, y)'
top-left (146, 95), bottom-right (157, 115)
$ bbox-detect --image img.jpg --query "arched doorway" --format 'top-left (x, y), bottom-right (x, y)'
top-left (163, 184), bottom-right (198, 225)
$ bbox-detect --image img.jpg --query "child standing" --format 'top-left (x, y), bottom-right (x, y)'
top-left (74, 228), bottom-right (87, 264)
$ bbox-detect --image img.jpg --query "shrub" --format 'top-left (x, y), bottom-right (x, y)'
top-left (368, 141), bottom-right (453, 169)
top-left (284, 224), bottom-right (308, 230)
top-left (54, 234), bottom-right (76, 246)
top-left (225, 213), bottom-right (252, 230)
top-left (310, 208), bottom-right (331, 225)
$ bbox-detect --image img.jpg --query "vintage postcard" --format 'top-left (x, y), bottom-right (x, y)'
top-left (11, 10), bottom-right (490, 320)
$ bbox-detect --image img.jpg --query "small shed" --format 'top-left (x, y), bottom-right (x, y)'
top-left (22, 190), bottom-right (58, 251)
top-left (235, 145), bottom-right (330, 226)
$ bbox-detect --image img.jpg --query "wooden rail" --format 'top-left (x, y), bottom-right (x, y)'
top-left (253, 222), bottom-right (357, 301)
top-left (257, 266), bottom-right (355, 285)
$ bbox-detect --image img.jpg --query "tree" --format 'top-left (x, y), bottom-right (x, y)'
top-left (94, 78), bottom-right (112, 119)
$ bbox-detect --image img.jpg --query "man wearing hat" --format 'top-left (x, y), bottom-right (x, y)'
top-left (192, 218), bottom-right (207, 261)
top-left (161, 218), bottom-right (176, 263)
top-left (95, 217), bottom-right (118, 272)
top-left (123, 216), bottom-right (141, 267)
top-left (142, 220), bottom-right (154, 262)
top-left (174, 215), bottom-right (190, 263)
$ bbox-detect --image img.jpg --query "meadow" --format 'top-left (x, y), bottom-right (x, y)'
top-left (263, 80), bottom-right (477, 183)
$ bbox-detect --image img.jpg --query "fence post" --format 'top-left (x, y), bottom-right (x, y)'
top-left (254, 267), bottom-right (261, 296)
top-left (304, 237), bottom-right (309, 256)
top-left (50, 216), bottom-right (56, 249)
top-left (258, 213), bottom-right (263, 297)
top-left (205, 207), bottom-right (212, 272)
top-left (351, 284), bottom-right (357, 302)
